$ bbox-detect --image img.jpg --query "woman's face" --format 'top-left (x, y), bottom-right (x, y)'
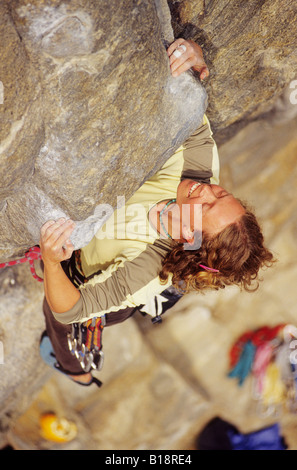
top-left (176, 180), bottom-right (246, 240)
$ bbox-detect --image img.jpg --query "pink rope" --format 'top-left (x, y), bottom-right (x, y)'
top-left (0, 246), bottom-right (43, 282)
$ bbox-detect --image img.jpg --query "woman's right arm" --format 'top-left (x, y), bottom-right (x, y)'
top-left (40, 219), bottom-right (81, 313)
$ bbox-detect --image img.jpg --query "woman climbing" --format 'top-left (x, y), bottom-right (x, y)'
top-left (39, 39), bottom-right (274, 387)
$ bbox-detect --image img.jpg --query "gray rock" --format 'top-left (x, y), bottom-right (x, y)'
top-left (0, 0), bottom-right (207, 261)
top-left (0, 263), bottom-right (49, 445)
top-left (168, 0), bottom-right (297, 142)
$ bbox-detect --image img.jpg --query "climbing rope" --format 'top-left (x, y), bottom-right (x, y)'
top-left (0, 246), bottom-right (43, 282)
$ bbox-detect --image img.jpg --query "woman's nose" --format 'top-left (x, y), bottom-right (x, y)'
top-left (201, 184), bottom-right (217, 202)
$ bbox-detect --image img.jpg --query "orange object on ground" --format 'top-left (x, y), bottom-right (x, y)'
top-left (40, 413), bottom-right (77, 443)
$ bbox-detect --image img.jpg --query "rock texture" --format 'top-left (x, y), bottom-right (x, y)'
top-left (1, 0), bottom-right (297, 451)
top-left (0, 0), bottom-right (207, 261)
top-left (0, 263), bottom-right (49, 443)
top-left (168, 0), bottom-right (297, 142)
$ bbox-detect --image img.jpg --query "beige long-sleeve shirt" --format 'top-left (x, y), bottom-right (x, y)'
top-left (52, 116), bottom-right (219, 324)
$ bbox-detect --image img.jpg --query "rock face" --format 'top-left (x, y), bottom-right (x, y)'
top-left (1, 0), bottom-right (297, 451)
top-left (0, 264), bottom-right (49, 441)
top-left (168, 0), bottom-right (297, 142)
top-left (0, 0), bottom-right (207, 261)
top-left (0, 0), bottom-right (207, 444)
top-left (2, 0), bottom-right (296, 258)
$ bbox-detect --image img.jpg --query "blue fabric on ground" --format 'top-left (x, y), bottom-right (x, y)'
top-left (227, 423), bottom-right (287, 450)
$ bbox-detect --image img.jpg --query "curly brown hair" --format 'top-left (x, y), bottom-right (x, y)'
top-left (159, 204), bottom-right (275, 294)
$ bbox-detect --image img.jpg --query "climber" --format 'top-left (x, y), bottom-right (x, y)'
top-left (39, 39), bottom-right (274, 387)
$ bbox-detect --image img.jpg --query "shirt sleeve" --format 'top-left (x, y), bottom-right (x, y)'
top-left (181, 115), bottom-right (220, 185)
top-left (51, 118), bottom-right (219, 325)
top-left (51, 239), bottom-right (173, 324)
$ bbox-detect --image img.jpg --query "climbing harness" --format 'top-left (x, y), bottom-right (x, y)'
top-left (66, 286), bottom-right (180, 373)
top-left (67, 315), bottom-right (105, 373)
top-left (62, 252), bottom-right (105, 373)
top-left (61, 249), bottom-right (183, 376)
top-left (228, 324), bottom-right (297, 417)
top-left (0, 246), bottom-right (43, 282)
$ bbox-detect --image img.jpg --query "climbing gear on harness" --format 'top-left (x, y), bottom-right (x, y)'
top-left (61, 251), bottom-right (106, 373)
top-left (0, 246), bottom-right (43, 282)
top-left (61, 249), bottom-right (101, 288)
top-left (67, 316), bottom-right (105, 373)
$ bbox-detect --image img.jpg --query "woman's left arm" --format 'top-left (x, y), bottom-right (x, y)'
top-left (40, 219), bottom-right (81, 313)
top-left (167, 38), bottom-right (209, 80)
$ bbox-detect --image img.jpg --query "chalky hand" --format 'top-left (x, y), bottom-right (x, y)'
top-left (167, 38), bottom-right (209, 80)
top-left (40, 218), bottom-right (75, 266)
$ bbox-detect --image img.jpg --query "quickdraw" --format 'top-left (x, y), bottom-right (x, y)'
top-left (67, 315), bottom-right (105, 373)
top-left (0, 246), bottom-right (43, 282)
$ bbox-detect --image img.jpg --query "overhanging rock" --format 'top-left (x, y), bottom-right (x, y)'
top-left (0, 0), bottom-right (207, 261)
